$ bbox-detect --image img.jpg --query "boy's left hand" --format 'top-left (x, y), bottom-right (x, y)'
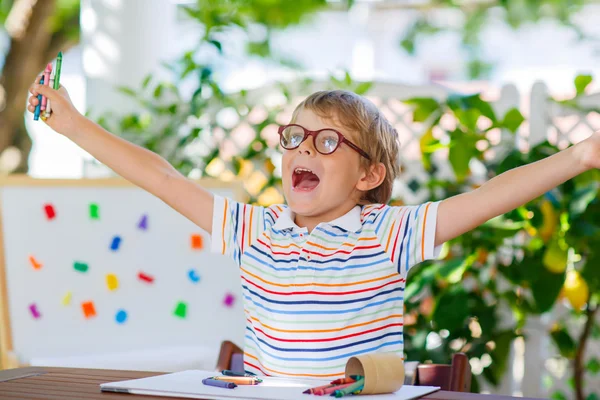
top-left (575, 131), bottom-right (600, 170)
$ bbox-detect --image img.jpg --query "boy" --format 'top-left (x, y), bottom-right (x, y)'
top-left (28, 82), bottom-right (600, 378)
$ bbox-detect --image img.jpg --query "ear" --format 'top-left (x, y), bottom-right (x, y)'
top-left (356, 162), bottom-right (386, 192)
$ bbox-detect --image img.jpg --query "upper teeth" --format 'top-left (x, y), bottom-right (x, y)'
top-left (294, 168), bottom-right (312, 174)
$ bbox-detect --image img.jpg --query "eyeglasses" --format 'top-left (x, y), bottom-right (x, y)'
top-left (277, 124), bottom-right (370, 160)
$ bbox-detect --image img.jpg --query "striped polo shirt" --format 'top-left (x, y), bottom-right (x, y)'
top-left (211, 195), bottom-right (440, 378)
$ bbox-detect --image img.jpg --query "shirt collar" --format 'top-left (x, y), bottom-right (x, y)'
top-left (273, 205), bottom-right (363, 233)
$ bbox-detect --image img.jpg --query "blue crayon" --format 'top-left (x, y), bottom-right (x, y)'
top-left (33, 76), bottom-right (44, 121)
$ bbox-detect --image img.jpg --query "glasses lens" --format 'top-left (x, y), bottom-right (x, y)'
top-left (315, 130), bottom-right (340, 154)
top-left (280, 126), bottom-right (305, 149)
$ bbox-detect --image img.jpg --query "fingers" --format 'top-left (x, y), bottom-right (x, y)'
top-left (29, 75), bottom-right (44, 95)
top-left (32, 82), bottom-right (56, 100)
top-left (29, 95), bottom-right (39, 107)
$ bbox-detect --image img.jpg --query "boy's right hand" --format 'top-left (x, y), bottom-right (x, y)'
top-left (27, 75), bottom-right (84, 138)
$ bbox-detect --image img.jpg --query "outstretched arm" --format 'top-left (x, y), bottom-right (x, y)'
top-left (435, 132), bottom-right (600, 246)
top-left (29, 79), bottom-right (215, 233)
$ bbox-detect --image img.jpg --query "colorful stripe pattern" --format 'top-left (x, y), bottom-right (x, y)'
top-left (211, 196), bottom-right (439, 378)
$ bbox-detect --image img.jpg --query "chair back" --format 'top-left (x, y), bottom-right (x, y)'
top-left (416, 353), bottom-right (471, 392)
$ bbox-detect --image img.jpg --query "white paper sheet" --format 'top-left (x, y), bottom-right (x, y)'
top-left (100, 370), bottom-right (440, 400)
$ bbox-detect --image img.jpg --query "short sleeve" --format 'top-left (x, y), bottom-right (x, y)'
top-left (211, 195), bottom-right (265, 266)
top-left (375, 201), bottom-right (441, 275)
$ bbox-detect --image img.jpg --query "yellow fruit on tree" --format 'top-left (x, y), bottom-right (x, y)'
top-left (543, 239), bottom-right (568, 274)
top-left (539, 200), bottom-right (558, 243)
top-left (563, 270), bottom-right (589, 310)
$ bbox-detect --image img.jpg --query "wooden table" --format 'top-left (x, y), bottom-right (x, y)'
top-left (0, 367), bottom-right (545, 400)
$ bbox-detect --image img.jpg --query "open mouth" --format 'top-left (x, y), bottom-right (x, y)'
top-left (292, 167), bottom-right (320, 191)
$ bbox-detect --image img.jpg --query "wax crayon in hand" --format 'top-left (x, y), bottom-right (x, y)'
top-left (33, 76), bottom-right (44, 121)
top-left (41, 63), bottom-right (52, 111)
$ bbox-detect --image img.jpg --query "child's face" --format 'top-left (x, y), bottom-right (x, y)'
top-left (281, 109), bottom-right (369, 219)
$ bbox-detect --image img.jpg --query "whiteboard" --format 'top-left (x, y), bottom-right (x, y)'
top-left (0, 177), bottom-right (246, 366)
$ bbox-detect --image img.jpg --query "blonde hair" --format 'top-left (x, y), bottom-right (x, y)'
top-left (290, 90), bottom-right (400, 204)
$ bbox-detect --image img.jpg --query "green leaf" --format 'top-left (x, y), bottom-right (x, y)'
top-left (501, 108), bottom-right (525, 133)
top-left (117, 86), bottom-right (137, 97)
top-left (582, 250), bottom-right (600, 294)
top-left (247, 40), bottom-right (271, 58)
top-left (153, 84), bottom-right (163, 99)
top-left (432, 287), bottom-right (470, 331)
top-left (487, 330), bottom-right (518, 384)
top-left (448, 129), bottom-right (477, 182)
top-left (344, 71), bottom-right (352, 86)
top-left (208, 39), bottom-right (223, 53)
top-left (400, 37), bottom-right (415, 54)
top-left (141, 75), bottom-right (152, 89)
top-left (575, 74), bottom-right (593, 95)
top-left (437, 257), bottom-right (469, 284)
top-left (447, 93), bottom-right (497, 123)
top-left (354, 81), bottom-right (373, 95)
top-left (592, 323), bottom-right (600, 339)
top-left (529, 264), bottom-right (565, 313)
top-left (454, 109), bottom-right (481, 131)
top-left (499, 251), bottom-right (564, 313)
top-left (551, 392), bottom-right (569, 400)
top-left (569, 182), bottom-right (599, 217)
top-left (419, 128), bottom-right (440, 170)
top-left (586, 393), bottom-right (600, 400)
top-left (550, 324), bottom-right (576, 359)
top-left (405, 263), bottom-right (437, 299)
top-left (404, 98), bottom-right (441, 123)
top-left (586, 357), bottom-right (600, 375)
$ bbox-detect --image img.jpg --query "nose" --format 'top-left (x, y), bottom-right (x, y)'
top-left (297, 134), bottom-right (316, 156)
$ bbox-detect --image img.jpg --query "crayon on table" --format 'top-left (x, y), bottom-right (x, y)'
top-left (332, 379), bottom-right (364, 398)
top-left (303, 382), bottom-right (337, 395)
top-left (316, 382), bottom-right (356, 396)
top-left (202, 378), bottom-right (236, 389)
top-left (303, 377), bottom-right (356, 394)
top-left (213, 376), bottom-right (262, 385)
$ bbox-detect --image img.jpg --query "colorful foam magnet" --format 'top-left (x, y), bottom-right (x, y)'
top-left (29, 303), bottom-right (41, 319)
top-left (137, 272), bottom-right (154, 284)
top-left (138, 214), bottom-right (148, 230)
top-left (61, 291), bottom-right (72, 306)
top-left (110, 235), bottom-right (122, 251)
top-left (43, 203), bottom-right (56, 220)
top-left (29, 255), bottom-right (42, 270)
top-left (191, 234), bottom-right (203, 250)
top-left (106, 274), bottom-right (119, 291)
top-left (73, 261), bottom-right (88, 273)
top-left (82, 301), bottom-right (97, 319)
top-left (223, 293), bottom-right (235, 308)
top-left (89, 203), bottom-right (100, 220)
top-left (188, 269), bottom-right (200, 283)
top-left (173, 301), bottom-right (187, 318)
top-left (115, 309), bottom-right (127, 324)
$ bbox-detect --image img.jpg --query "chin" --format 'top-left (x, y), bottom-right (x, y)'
top-left (285, 189), bottom-right (321, 212)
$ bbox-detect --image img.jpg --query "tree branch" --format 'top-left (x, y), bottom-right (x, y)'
top-left (574, 303), bottom-right (598, 400)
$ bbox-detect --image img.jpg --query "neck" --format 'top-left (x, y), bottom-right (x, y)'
top-left (293, 202), bottom-right (357, 233)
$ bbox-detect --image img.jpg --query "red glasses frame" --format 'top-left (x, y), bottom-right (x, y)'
top-left (277, 124), bottom-right (371, 160)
